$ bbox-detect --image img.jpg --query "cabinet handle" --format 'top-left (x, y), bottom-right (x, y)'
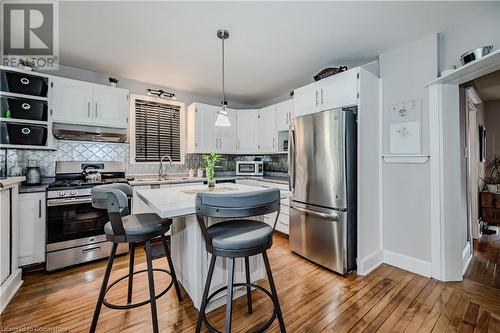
top-left (87, 102), bottom-right (91, 117)
top-left (39, 199), bottom-right (42, 218)
top-left (219, 138), bottom-right (222, 149)
top-left (315, 90), bottom-right (319, 106)
top-left (273, 137), bottom-right (275, 148)
top-left (95, 102), bottom-right (98, 118)
top-left (238, 140), bottom-right (240, 149)
top-left (321, 88), bottom-right (324, 104)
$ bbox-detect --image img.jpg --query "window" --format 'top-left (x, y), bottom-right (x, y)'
top-left (130, 95), bottom-right (185, 163)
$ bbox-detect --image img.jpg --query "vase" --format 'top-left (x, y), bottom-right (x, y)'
top-left (208, 178), bottom-right (216, 188)
top-left (487, 184), bottom-right (498, 193)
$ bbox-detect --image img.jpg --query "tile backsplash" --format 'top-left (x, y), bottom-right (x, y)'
top-left (0, 141), bottom-right (288, 177)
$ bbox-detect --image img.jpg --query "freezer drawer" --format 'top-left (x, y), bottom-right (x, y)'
top-left (289, 202), bottom-right (347, 274)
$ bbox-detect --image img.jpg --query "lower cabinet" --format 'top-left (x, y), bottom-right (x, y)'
top-left (18, 192), bottom-right (46, 266)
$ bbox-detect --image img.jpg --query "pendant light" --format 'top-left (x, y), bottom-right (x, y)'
top-left (214, 29), bottom-right (231, 127)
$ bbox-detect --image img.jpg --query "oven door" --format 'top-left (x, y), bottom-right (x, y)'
top-left (46, 196), bottom-right (109, 246)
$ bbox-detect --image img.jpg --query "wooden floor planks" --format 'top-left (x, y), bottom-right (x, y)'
top-left (2, 235), bottom-right (500, 332)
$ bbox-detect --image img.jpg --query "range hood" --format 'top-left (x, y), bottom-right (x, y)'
top-left (52, 123), bottom-right (127, 143)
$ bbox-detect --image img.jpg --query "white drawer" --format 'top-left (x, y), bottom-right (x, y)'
top-left (276, 220), bottom-right (289, 235)
top-left (280, 204), bottom-right (289, 215)
top-left (280, 197), bottom-right (289, 206)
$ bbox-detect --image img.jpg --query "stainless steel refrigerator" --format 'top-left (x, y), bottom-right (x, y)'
top-left (288, 107), bottom-right (357, 274)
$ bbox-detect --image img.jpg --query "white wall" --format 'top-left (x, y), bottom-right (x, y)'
top-left (438, 3), bottom-right (500, 73)
top-left (40, 65), bottom-right (253, 109)
top-left (485, 100), bottom-right (500, 157)
top-left (379, 34), bottom-right (438, 276)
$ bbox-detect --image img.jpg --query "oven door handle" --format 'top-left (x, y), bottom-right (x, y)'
top-left (47, 197), bottom-right (93, 207)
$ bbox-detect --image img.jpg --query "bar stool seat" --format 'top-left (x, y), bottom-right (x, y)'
top-left (103, 213), bottom-right (171, 243)
top-left (208, 220), bottom-right (272, 252)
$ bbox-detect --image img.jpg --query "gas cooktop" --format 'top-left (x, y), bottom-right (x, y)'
top-left (47, 178), bottom-right (129, 190)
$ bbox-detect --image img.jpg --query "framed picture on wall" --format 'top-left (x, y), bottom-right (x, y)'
top-left (479, 125), bottom-right (486, 162)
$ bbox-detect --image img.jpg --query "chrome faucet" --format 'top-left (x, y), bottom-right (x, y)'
top-left (159, 155), bottom-right (173, 180)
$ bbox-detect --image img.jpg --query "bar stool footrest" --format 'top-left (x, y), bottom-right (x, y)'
top-left (202, 282), bottom-right (278, 333)
top-left (102, 268), bottom-right (174, 310)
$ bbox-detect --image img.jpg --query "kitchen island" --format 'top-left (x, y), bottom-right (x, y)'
top-left (136, 183), bottom-right (281, 312)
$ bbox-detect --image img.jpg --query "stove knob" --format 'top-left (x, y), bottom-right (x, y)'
top-left (58, 191), bottom-right (66, 197)
top-left (70, 190), bottom-right (77, 196)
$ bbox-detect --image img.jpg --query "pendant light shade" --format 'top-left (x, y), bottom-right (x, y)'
top-left (215, 29), bottom-right (231, 127)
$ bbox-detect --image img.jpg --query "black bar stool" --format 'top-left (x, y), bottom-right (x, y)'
top-left (89, 183), bottom-right (182, 333)
top-left (195, 188), bottom-right (286, 333)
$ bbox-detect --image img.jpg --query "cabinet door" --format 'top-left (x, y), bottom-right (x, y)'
top-left (51, 76), bottom-right (94, 125)
top-left (93, 85), bottom-right (129, 128)
top-left (1, 190), bottom-right (11, 283)
top-left (259, 106), bottom-right (277, 152)
top-left (319, 70), bottom-right (358, 111)
top-left (195, 104), bottom-right (218, 153)
top-left (276, 99), bottom-right (293, 131)
top-left (217, 108), bottom-right (237, 153)
top-left (236, 110), bottom-right (259, 153)
top-left (293, 82), bottom-right (319, 117)
top-left (18, 192), bottom-right (46, 266)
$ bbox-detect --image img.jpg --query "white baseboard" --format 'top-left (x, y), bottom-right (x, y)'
top-left (462, 242), bottom-right (472, 275)
top-left (383, 250), bottom-right (431, 277)
top-left (357, 249), bottom-right (384, 276)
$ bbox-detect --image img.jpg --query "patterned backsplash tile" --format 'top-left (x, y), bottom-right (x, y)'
top-left (0, 141), bottom-right (288, 177)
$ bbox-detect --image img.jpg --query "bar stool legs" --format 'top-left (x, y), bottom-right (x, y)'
top-left (225, 258), bottom-right (235, 333)
top-left (244, 257), bottom-right (253, 314)
top-left (145, 240), bottom-right (159, 333)
top-left (196, 255), bottom-right (217, 333)
top-left (127, 243), bottom-right (135, 304)
top-left (161, 234), bottom-right (183, 302)
top-left (90, 243), bottom-right (118, 333)
top-left (262, 252), bottom-right (286, 333)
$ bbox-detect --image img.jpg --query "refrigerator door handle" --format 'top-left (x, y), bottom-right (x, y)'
top-left (290, 204), bottom-right (339, 221)
top-left (289, 127), bottom-right (296, 192)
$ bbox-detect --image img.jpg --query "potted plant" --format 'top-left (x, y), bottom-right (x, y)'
top-left (485, 155), bottom-right (500, 193)
top-left (202, 152), bottom-right (221, 188)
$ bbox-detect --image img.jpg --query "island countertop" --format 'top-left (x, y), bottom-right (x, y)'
top-left (136, 183), bottom-right (288, 218)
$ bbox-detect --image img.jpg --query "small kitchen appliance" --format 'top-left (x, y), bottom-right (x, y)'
top-left (25, 160), bottom-right (41, 185)
top-left (236, 160), bottom-right (264, 176)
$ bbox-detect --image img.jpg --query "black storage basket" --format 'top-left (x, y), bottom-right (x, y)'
top-left (6, 123), bottom-right (47, 146)
top-left (1, 96), bottom-right (47, 121)
top-left (2, 71), bottom-right (48, 97)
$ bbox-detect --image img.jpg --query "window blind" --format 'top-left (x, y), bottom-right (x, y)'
top-left (135, 99), bottom-right (181, 162)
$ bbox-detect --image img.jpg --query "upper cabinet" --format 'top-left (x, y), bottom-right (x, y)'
top-left (293, 69), bottom-right (358, 117)
top-left (236, 109), bottom-right (259, 153)
top-left (51, 76), bottom-right (128, 128)
top-left (258, 106), bottom-right (276, 153)
top-left (217, 108), bottom-right (237, 153)
top-left (276, 99), bottom-right (293, 131)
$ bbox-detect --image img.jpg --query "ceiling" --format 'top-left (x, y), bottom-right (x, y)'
top-left (473, 69), bottom-right (500, 102)
top-left (59, 1), bottom-right (495, 105)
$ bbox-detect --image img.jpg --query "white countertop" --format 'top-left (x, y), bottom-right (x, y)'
top-left (136, 183), bottom-right (287, 219)
top-left (0, 177), bottom-right (25, 190)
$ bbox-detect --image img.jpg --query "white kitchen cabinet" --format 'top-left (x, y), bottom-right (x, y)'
top-left (293, 68), bottom-right (359, 117)
top-left (187, 103), bottom-right (237, 154)
top-left (258, 106), bottom-right (277, 153)
top-left (236, 109), bottom-right (259, 153)
top-left (51, 76), bottom-right (129, 128)
top-left (319, 70), bottom-right (358, 111)
top-left (93, 84), bottom-right (129, 128)
top-left (216, 108), bottom-right (237, 153)
top-left (276, 99), bottom-right (294, 131)
top-left (18, 192), bottom-right (46, 266)
top-left (51, 76), bottom-right (94, 125)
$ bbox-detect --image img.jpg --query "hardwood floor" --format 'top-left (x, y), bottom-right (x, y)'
top-left (3, 235), bottom-right (500, 332)
top-left (464, 229), bottom-right (500, 289)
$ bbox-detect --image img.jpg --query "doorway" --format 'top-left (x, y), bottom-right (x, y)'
top-left (462, 69), bottom-right (500, 288)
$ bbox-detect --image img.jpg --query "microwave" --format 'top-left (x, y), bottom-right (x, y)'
top-left (236, 161), bottom-right (264, 176)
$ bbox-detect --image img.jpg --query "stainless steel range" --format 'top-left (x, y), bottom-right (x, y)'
top-left (46, 161), bottom-right (129, 271)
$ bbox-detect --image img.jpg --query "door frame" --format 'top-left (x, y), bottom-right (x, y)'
top-left (428, 54), bottom-right (500, 281)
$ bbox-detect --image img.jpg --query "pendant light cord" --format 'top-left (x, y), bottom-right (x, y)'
top-left (222, 36), bottom-right (225, 107)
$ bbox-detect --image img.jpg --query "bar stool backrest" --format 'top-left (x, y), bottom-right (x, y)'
top-left (91, 183), bottom-right (133, 237)
top-left (195, 188), bottom-right (281, 248)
